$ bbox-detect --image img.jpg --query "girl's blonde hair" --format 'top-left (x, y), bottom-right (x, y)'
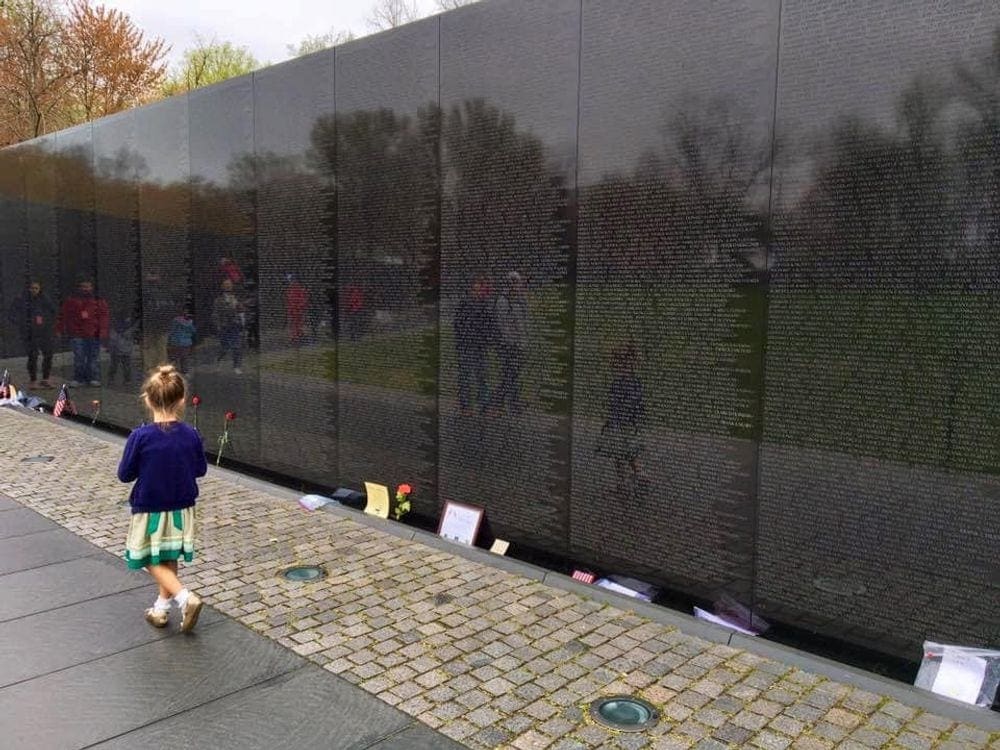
top-left (141, 365), bottom-right (186, 415)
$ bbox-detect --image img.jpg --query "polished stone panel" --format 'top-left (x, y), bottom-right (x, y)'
top-left (0, 527), bottom-right (99, 576)
top-left (188, 77), bottom-right (259, 464)
top-left (0, 587), bottom-right (222, 687)
top-left (0, 495), bottom-right (20, 511)
top-left (0, 507), bottom-right (59, 540)
top-left (336, 19), bottom-right (440, 510)
top-left (438, 0), bottom-right (579, 548)
top-left (0, 146), bottom-right (28, 359)
top-left (136, 96), bottom-right (190, 383)
top-left (93, 110), bottom-right (143, 425)
top-left (92, 667), bottom-right (426, 750)
top-left (572, 0), bottom-right (779, 606)
top-left (253, 51), bottom-right (337, 486)
top-left (0, 556), bottom-right (146, 622)
top-left (0, 619), bottom-right (298, 749)
top-left (3, 0), bottom-right (998, 666)
top-left (757, 0), bottom-right (1000, 656)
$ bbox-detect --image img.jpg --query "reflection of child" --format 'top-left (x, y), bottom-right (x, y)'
top-left (108, 314), bottom-right (138, 385)
top-left (167, 311), bottom-right (196, 375)
top-left (597, 343), bottom-right (645, 491)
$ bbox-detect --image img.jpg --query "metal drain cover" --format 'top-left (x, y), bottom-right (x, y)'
top-left (589, 696), bottom-right (658, 732)
top-left (281, 565), bottom-right (327, 582)
top-left (22, 455), bottom-right (54, 463)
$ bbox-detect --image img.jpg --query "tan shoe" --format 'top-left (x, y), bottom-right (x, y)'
top-left (145, 607), bottom-right (169, 628)
top-left (180, 593), bottom-right (203, 633)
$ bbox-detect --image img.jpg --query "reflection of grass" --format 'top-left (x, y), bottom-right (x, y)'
top-left (262, 285), bottom-right (999, 475)
top-left (263, 330), bottom-right (436, 394)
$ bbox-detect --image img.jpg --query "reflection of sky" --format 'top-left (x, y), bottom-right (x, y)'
top-left (441, 0), bottom-right (580, 162)
top-left (577, 0), bottom-right (999, 188)
top-left (337, 17), bottom-right (438, 114)
top-left (134, 98), bottom-right (189, 186)
top-left (188, 76), bottom-right (254, 186)
top-left (254, 51), bottom-right (333, 160)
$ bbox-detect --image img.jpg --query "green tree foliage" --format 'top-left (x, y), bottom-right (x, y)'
top-left (161, 35), bottom-right (259, 96)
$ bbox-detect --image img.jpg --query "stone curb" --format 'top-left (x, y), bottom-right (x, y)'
top-left (25, 407), bottom-right (1000, 732)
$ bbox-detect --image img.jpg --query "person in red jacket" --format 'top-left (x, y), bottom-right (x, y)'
top-left (56, 278), bottom-right (109, 387)
top-left (284, 274), bottom-right (309, 346)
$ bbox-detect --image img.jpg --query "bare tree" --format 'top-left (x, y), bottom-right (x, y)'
top-left (286, 27), bottom-right (354, 58)
top-left (366, 0), bottom-right (420, 31)
top-left (0, 0), bottom-right (73, 141)
top-left (435, 0), bottom-right (478, 10)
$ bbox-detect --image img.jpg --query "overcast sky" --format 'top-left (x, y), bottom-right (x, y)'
top-left (101, 0), bottom-right (444, 67)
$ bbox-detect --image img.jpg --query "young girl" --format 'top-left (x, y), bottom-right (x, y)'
top-left (118, 365), bottom-right (207, 631)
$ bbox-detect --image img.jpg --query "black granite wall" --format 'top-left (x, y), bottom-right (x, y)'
top-left (1, 0), bottom-right (997, 664)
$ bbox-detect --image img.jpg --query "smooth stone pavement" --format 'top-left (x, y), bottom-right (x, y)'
top-left (0, 503), bottom-right (463, 750)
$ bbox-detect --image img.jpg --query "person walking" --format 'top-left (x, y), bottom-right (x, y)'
top-left (118, 365), bottom-right (207, 632)
top-left (492, 271), bottom-right (529, 415)
top-left (284, 274), bottom-right (309, 346)
top-left (454, 276), bottom-right (493, 415)
top-left (212, 279), bottom-right (244, 375)
top-left (107, 312), bottom-right (139, 386)
top-left (7, 279), bottom-right (56, 388)
top-left (55, 277), bottom-right (109, 387)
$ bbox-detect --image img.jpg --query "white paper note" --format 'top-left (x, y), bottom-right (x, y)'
top-left (932, 649), bottom-right (986, 705)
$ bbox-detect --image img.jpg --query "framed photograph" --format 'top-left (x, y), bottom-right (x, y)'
top-left (438, 501), bottom-right (485, 546)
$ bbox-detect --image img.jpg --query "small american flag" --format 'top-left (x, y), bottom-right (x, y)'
top-left (571, 570), bottom-right (596, 584)
top-left (53, 385), bottom-right (76, 418)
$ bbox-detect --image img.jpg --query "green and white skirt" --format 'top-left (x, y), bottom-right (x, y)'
top-left (124, 508), bottom-right (196, 570)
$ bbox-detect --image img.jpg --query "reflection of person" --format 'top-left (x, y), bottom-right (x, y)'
top-left (167, 308), bottom-right (197, 375)
top-left (118, 365), bottom-right (206, 632)
top-left (454, 277), bottom-right (493, 415)
top-left (108, 312), bottom-right (139, 385)
top-left (56, 277), bottom-right (109, 387)
top-left (597, 343), bottom-right (645, 491)
top-left (212, 279), bottom-right (244, 375)
top-left (344, 282), bottom-right (365, 341)
top-left (7, 279), bottom-right (55, 388)
top-left (285, 274), bottom-right (309, 346)
top-left (492, 271), bottom-right (528, 415)
top-left (217, 256), bottom-right (244, 288)
top-left (141, 270), bottom-right (172, 368)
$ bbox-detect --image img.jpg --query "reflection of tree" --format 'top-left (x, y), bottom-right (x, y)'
top-left (779, 33), bottom-right (1000, 290)
top-left (314, 106), bottom-right (438, 282)
top-left (442, 98), bottom-right (566, 285)
top-left (662, 94), bottom-right (772, 269)
top-left (953, 29), bottom-right (1000, 286)
top-left (584, 95), bottom-right (771, 287)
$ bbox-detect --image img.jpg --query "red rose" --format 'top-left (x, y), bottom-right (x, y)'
top-left (225, 411), bottom-right (237, 421)
top-left (397, 484), bottom-right (412, 495)
top-left (192, 395), bottom-right (202, 406)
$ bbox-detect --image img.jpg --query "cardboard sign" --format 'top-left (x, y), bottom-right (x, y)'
top-left (438, 501), bottom-right (484, 546)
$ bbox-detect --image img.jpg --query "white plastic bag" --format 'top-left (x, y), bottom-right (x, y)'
top-left (915, 641), bottom-right (1000, 708)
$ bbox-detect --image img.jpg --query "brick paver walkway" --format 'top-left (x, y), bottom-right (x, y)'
top-left (0, 408), bottom-right (996, 750)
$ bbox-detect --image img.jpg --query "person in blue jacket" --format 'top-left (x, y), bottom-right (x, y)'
top-left (118, 364), bottom-right (207, 632)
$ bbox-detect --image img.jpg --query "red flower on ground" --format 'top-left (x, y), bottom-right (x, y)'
top-left (225, 410), bottom-right (237, 421)
top-left (397, 484), bottom-right (412, 495)
top-left (192, 395), bottom-right (201, 406)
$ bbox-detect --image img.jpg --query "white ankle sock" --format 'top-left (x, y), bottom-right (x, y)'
top-left (153, 597), bottom-right (171, 612)
top-left (174, 589), bottom-right (190, 608)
